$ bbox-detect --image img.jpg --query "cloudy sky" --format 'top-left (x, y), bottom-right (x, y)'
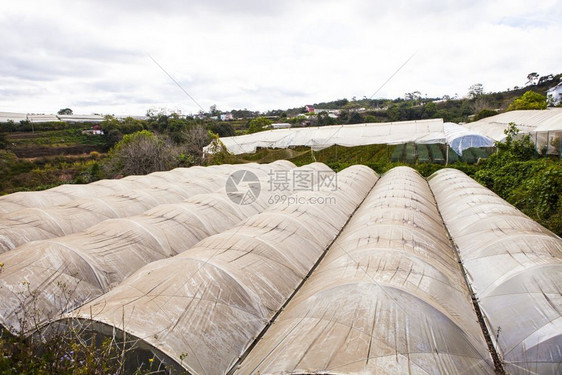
top-left (1, 0), bottom-right (560, 115)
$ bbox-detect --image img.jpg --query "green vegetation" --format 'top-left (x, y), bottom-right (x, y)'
top-left (248, 117), bottom-right (273, 133)
top-left (507, 90), bottom-right (547, 111)
top-left (0, 150), bottom-right (104, 194)
top-left (105, 130), bottom-right (175, 177)
top-left (474, 124), bottom-right (561, 234)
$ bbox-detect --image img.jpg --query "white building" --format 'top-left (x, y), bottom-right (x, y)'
top-left (547, 82), bottom-right (562, 106)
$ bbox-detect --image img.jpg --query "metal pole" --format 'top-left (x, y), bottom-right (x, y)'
top-left (535, 132), bottom-right (538, 157)
top-left (446, 144), bottom-right (449, 166)
top-left (545, 131), bottom-right (550, 157)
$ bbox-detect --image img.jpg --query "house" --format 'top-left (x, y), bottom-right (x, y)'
top-left (92, 125), bottom-right (103, 135)
top-left (547, 82), bottom-right (562, 106)
top-left (82, 125), bottom-right (104, 135)
top-left (220, 113), bottom-right (234, 121)
top-left (305, 105), bottom-right (315, 113)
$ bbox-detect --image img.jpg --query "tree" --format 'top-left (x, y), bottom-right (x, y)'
top-left (507, 91), bottom-right (547, 111)
top-left (526, 72), bottom-right (539, 86)
top-left (57, 108), bottom-right (73, 115)
top-left (423, 102), bottom-right (437, 118)
top-left (177, 125), bottom-right (211, 165)
top-left (248, 117), bottom-right (272, 133)
top-left (208, 122), bottom-right (235, 137)
top-left (468, 84), bottom-right (484, 99)
top-left (405, 91), bottom-right (421, 102)
top-left (106, 130), bottom-right (175, 176)
top-left (209, 104), bottom-right (220, 117)
top-left (316, 111), bottom-right (336, 126)
top-left (538, 74), bottom-right (554, 85)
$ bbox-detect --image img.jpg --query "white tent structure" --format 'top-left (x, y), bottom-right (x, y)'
top-left (0, 165), bottom-right (230, 214)
top-left (207, 119), bottom-right (446, 155)
top-left (205, 119), bottom-right (495, 158)
top-left (63, 165), bottom-right (378, 375)
top-left (0, 112), bottom-right (28, 123)
top-left (235, 167), bottom-right (495, 374)
top-left (1, 162), bottom-right (560, 374)
top-left (443, 122), bottom-right (495, 155)
top-left (429, 169), bottom-right (562, 375)
top-left (0, 163), bottom-right (293, 253)
top-left (466, 108), bottom-right (562, 155)
top-left (0, 161), bottom-right (312, 334)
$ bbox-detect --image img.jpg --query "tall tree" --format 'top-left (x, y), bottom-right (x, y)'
top-left (526, 72), bottom-right (539, 86)
top-left (468, 84), bottom-right (484, 99)
top-left (57, 108), bottom-right (73, 115)
top-left (106, 130), bottom-right (175, 176)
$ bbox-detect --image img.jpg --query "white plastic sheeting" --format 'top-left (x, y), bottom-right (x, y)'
top-left (57, 114), bottom-right (104, 123)
top-left (0, 165), bottom-right (233, 215)
top-left (0, 161), bottom-right (306, 334)
top-left (466, 108), bottom-right (562, 141)
top-left (27, 114), bottom-right (60, 123)
top-left (443, 122), bottom-right (495, 156)
top-left (0, 163), bottom-right (293, 252)
top-left (206, 119), bottom-right (445, 154)
top-left (0, 112), bottom-right (28, 123)
top-left (235, 167), bottom-right (495, 374)
top-left (65, 165), bottom-right (378, 375)
top-left (429, 169), bottom-right (562, 375)
top-left (0, 112), bottom-right (105, 123)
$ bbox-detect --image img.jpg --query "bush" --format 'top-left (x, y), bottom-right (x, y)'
top-left (507, 90), bottom-right (547, 111)
top-left (473, 108), bottom-right (497, 121)
top-left (105, 131), bottom-right (176, 177)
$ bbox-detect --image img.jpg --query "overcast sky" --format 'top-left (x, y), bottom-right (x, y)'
top-left (1, 0), bottom-right (560, 115)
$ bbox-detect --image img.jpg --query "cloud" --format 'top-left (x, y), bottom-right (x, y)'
top-left (0, 0), bottom-right (560, 114)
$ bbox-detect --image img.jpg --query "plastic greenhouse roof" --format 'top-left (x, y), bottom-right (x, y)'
top-left (206, 119), bottom-right (446, 154)
top-left (466, 108), bottom-right (562, 141)
top-left (205, 119), bottom-right (495, 156)
top-left (0, 161), bottom-right (305, 334)
top-left (235, 167), bottom-right (495, 374)
top-left (429, 169), bottom-right (562, 375)
top-left (0, 163), bottom-right (287, 253)
top-left (64, 165), bottom-right (378, 375)
top-left (0, 163), bottom-right (559, 374)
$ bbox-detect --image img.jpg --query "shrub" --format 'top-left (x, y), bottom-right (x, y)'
top-left (507, 90), bottom-right (547, 111)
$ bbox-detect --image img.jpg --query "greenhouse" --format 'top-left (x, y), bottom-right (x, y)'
top-left (442, 122), bottom-right (494, 155)
top-left (0, 161), bottom-right (312, 334)
top-left (235, 167), bottom-right (495, 374)
top-left (204, 119), bottom-right (495, 158)
top-left (429, 169), bottom-right (562, 375)
top-left (466, 108), bottom-right (562, 155)
top-left (0, 165), bottom-right (222, 214)
top-left (0, 163), bottom-right (292, 252)
top-left (0, 162), bottom-right (559, 374)
top-left (62, 165), bottom-right (378, 375)
top-left (206, 119), bottom-right (445, 154)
